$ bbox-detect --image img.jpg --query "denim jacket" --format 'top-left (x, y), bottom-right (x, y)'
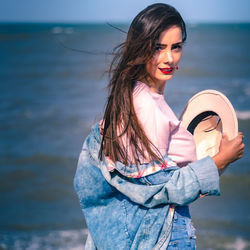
top-left (74, 123), bottom-right (220, 250)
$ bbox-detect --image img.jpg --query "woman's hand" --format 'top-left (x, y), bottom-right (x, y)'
top-left (212, 132), bottom-right (245, 175)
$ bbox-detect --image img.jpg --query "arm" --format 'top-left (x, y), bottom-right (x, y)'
top-left (79, 124), bottom-right (220, 208)
top-left (100, 155), bottom-right (220, 208)
top-left (77, 123), bottom-right (243, 209)
top-left (101, 132), bottom-right (244, 207)
top-left (107, 132), bottom-right (245, 207)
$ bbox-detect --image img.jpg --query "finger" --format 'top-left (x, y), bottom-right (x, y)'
top-left (239, 149), bottom-right (244, 156)
top-left (232, 137), bottom-right (241, 146)
top-left (235, 136), bottom-right (244, 144)
top-left (238, 143), bottom-right (245, 151)
top-left (237, 148), bottom-right (244, 155)
top-left (238, 132), bottom-right (244, 139)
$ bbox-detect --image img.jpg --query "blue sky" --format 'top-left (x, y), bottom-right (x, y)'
top-left (0, 0), bottom-right (250, 23)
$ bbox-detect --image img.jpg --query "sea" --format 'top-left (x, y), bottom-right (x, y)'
top-left (0, 22), bottom-right (249, 250)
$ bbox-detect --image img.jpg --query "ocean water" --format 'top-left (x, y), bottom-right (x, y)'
top-left (0, 23), bottom-right (250, 250)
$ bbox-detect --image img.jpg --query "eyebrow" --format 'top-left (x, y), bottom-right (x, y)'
top-left (156, 41), bottom-right (183, 46)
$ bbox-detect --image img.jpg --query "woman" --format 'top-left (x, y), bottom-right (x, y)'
top-left (74, 3), bottom-right (244, 249)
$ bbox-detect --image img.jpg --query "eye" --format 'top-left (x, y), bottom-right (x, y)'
top-left (155, 46), bottom-right (162, 51)
top-left (172, 44), bottom-right (182, 51)
top-left (154, 44), bottom-right (166, 51)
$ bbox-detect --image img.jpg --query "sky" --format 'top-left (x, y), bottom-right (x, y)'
top-left (0, 0), bottom-right (250, 23)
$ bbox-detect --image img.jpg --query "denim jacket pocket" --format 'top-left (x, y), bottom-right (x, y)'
top-left (121, 197), bottom-right (150, 246)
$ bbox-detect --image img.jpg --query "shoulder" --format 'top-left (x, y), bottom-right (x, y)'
top-left (133, 81), bottom-right (156, 111)
top-left (133, 81), bottom-right (151, 98)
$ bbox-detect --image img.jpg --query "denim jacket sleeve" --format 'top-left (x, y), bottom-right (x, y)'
top-left (79, 123), bottom-right (220, 209)
top-left (99, 156), bottom-right (220, 208)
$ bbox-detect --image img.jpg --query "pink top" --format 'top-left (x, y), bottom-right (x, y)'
top-left (132, 81), bottom-right (197, 166)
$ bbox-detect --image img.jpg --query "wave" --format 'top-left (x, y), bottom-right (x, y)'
top-left (0, 228), bottom-right (88, 250)
top-left (51, 26), bottom-right (74, 34)
top-left (51, 26), bottom-right (63, 34)
top-left (224, 237), bottom-right (250, 250)
top-left (1, 228), bottom-right (250, 250)
top-left (236, 110), bottom-right (250, 120)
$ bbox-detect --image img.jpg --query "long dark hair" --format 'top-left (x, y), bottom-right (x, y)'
top-left (99, 3), bottom-right (187, 165)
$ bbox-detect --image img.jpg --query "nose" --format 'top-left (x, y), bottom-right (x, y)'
top-left (163, 50), bottom-right (174, 64)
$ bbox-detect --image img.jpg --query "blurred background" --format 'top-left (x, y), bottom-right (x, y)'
top-left (0, 0), bottom-right (249, 249)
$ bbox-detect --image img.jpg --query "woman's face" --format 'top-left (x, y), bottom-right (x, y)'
top-left (145, 25), bottom-right (183, 88)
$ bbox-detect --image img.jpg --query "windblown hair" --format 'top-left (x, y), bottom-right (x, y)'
top-left (99, 3), bottom-right (187, 165)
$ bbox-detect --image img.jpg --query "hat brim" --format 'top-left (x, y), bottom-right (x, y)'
top-left (180, 90), bottom-right (238, 159)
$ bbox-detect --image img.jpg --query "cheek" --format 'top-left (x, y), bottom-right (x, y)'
top-left (174, 52), bottom-right (183, 64)
top-left (146, 60), bottom-right (157, 75)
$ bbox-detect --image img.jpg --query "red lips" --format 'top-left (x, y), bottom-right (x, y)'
top-left (159, 67), bottom-right (173, 74)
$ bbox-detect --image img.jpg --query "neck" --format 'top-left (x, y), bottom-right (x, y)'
top-left (141, 77), bottom-right (166, 95)
top-left (149, 85), bottom-right (165, 95)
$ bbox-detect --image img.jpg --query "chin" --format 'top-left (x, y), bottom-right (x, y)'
top-left (162, 74), bottom-right (173, 81)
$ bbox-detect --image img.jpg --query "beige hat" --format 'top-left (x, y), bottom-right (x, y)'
top-left (180, 90), bottom-right (238, 160)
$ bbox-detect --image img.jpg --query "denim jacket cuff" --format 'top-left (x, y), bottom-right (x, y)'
top-left (189, 156), bottom-right (220, 196)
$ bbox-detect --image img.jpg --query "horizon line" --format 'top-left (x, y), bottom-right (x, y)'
top-left (0, 20), bottom-right (250, 25)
